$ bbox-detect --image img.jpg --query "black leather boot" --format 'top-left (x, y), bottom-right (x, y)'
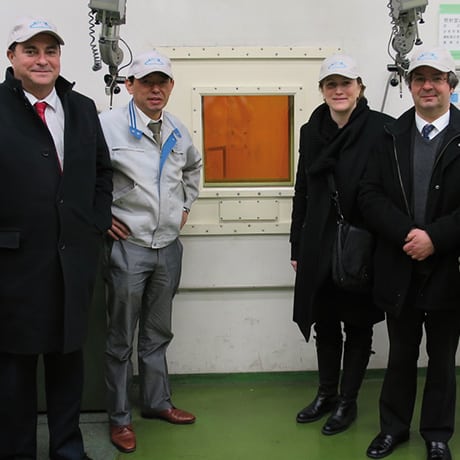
top-left (296, 393), bottom-right (338, 423)
top-left (296, 330), bottom-right (342, 423)
top-left (321, 398), bottom-right (357, 435)
top-left (340, 344), bottom-right (371, 404)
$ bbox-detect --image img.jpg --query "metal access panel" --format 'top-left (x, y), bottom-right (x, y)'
top-left (219, 199), bottom-right (279, 222)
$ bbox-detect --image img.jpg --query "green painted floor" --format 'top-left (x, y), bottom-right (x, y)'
top-left (38, 372), bottom-right (460, 460)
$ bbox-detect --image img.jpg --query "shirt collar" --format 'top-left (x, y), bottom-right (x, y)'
top-left (133, 103), bottom-right (163, 130)
top-left (415, 110), bottom-right (450, 138)
top-left (24, 87), bottom-right (59, 112)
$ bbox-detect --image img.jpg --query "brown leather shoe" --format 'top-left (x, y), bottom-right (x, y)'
top-left (110, 424), bottom-right (136, 453)
top-left (142, 407), bottom-right (196, 424)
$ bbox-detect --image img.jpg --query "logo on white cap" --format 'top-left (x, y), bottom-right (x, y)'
top-left (328, 61), bottom-right (348, 71)
top-left (416, 52), bottom-right (437, 62)
top-left (29, 20), bottom-right (54, 30)
top-left (145, 57), bottom-right (167, 67)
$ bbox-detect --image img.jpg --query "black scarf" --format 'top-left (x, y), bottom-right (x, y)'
top-left (307, 97), bottom-right (371, 176)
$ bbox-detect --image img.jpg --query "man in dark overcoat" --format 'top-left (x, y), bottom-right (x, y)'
top-left (360, 46), bottom-right (460, 460)
top-left (0, 16), bottom-right (112, 460)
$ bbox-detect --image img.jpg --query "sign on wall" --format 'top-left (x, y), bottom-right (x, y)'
top-left (439, 4), bottom-right (460, 59)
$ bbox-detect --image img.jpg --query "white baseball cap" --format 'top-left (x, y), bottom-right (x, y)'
top-left (127, 50), bottom-right (173, 80)
top-left (8, 16), bottom-right (64, 49)
top-left (408, 46), bottom-right (456, 74)
top-left (319, 54), bottom-right (360, 82)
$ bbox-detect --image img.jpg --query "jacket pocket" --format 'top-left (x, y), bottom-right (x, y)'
top-left (112, 170), bottom-right (136, 201)
top-left (112, 146), bottom-right (145, 152)
top-left (0, 231), bottom-right (20, 249)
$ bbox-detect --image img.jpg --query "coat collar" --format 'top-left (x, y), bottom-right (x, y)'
top-left (386, 104), bottom-right (460, 138)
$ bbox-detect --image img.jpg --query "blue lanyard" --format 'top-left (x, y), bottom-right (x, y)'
top-left (128, 99), bottom-right (182, 176)
top-left (160, 128), bottom-right (181, 175)
top-left (128, 99), bottom-right (143, 139)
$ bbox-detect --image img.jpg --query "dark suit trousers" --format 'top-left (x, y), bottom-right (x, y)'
top-left (0, 350), bottom-right (85, 460)
top-left (379, 298), bottom-right (460, 442)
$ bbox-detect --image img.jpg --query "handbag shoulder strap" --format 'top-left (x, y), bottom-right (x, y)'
top-left (327, 173), bottom-right (344, 222)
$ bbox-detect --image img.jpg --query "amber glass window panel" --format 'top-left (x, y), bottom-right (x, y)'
top-left (202, 95), bottom-right (293, 186)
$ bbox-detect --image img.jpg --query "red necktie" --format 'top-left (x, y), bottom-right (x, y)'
top-left (35, 101), bottom-right (47, 125)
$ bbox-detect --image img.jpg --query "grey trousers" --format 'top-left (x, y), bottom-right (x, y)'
top-left (104, 238), bottom-right (182, 426)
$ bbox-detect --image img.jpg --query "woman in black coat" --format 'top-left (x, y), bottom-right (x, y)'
top-left (290, 54), bottom-right (392, 435)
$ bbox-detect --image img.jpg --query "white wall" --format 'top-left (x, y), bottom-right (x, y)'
top-left (0, 0), bottom-right (452, 373)
top-left (2, 0), bottom-right (449, 115)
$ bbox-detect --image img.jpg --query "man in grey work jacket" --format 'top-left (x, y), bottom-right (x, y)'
top-left (99, 50), bottom-right (202, 454)
top-left (359, 46), bottom-right (460, 460)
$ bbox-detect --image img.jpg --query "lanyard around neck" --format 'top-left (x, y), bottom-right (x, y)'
top-left (128, 99), bottom-right (182, 175)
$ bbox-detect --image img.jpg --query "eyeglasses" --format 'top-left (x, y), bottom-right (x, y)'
top-left (411, 75), bottom-right (448, 86)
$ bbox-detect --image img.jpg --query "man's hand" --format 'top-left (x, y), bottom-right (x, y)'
top-left (107, 216), bottom-right (131, 241)
top-left (403, 228), bottom-right (434, 261)
top-left (291, 260), bottom-right (297, 272)
top-left (180, 210), bottom-right (189, 230)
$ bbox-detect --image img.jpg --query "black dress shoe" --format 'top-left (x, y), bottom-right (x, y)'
top-left (321, 399), bottom-right (357, 435)
top-left (296, 393), bottom-right (338, 423)
top-left (366, 432), bottom-right (410, 459)
top-left (426, 441), bottom-right (451, 460)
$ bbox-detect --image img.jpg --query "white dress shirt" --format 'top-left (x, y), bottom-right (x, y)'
top-left (25, 88), bottom-right (65, 168)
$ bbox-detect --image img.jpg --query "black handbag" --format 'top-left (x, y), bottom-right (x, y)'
top-left (328, 174), bottom-right (374, 293)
